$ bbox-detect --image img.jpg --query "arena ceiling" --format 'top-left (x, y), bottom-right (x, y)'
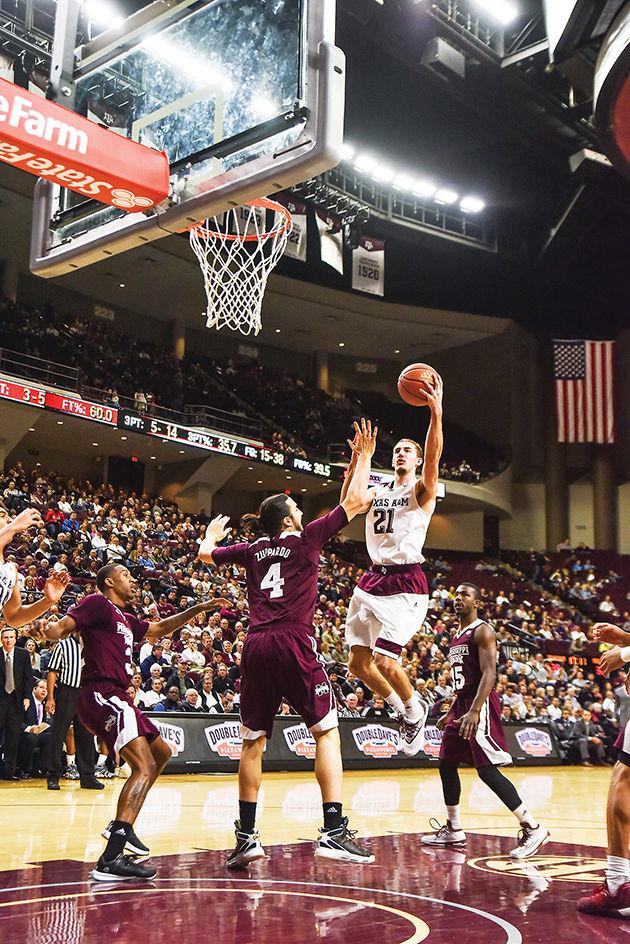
top-left (1, 0), bottom-right (629, 341)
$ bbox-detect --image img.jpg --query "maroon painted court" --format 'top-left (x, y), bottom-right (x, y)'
top-left (0, 833), bottom-right (625, 944)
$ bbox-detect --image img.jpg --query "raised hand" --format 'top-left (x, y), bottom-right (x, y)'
top-left (350, 418), bottom-right (378, 458)
top-left (424, 372), bottom-right (443, 416)
top-left (43, 570), bottom-right (70, 604)
top-left (593, 623), bottom-right (629, 647)
top-left (204, 515), bottom-right (231, 546)
top-left (599, 646), bottom-right (625, 675)
top-left (8, 508), bottom-right (43, 533)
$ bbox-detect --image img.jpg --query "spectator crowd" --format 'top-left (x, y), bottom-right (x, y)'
top-left (0, 295), bottom-right (499, 480)
top-left (0, 458), bottom-right (627, 780)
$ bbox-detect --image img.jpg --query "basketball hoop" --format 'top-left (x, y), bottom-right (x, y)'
top-left (188, 197), bottom-right (293, 336)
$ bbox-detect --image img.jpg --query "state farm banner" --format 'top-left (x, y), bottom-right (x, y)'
top-left (352, 235), bottom-right (385, 296)
top-left (315, 211), bottom-right (344, 274)
top-left (281, 197), bottom-right (308, 261)
top-left (0, 76), bottom-right (169, 210)
top-left (148, 714), bottom-right (561, 773)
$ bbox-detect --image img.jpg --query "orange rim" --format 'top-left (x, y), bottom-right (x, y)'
top-left (188, 197), bottom-right (292, 242)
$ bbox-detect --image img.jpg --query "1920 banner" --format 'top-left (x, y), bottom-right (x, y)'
top-left (149, 714), bottom-right (562, 773)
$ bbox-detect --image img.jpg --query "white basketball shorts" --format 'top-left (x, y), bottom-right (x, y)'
top-left (345, 586), bottom-right (429, 659)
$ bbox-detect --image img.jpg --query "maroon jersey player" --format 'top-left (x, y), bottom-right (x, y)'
top-left (199, 419), bottom-right (377, 868)
top-left (577, 623), bottom-right (630, 918)
top-left (39, 563), bottom-right (229, 883)
top-left (421, 583), bottom-right (549, 859)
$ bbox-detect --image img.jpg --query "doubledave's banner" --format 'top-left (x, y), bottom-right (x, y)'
top-left (149, 714), bottom-right (562, 773)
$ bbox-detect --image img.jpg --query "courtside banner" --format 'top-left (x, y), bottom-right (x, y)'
top-left (0, 77), bottom-right (169, 210)
top-left (148, 715), bottom-right (561, 773)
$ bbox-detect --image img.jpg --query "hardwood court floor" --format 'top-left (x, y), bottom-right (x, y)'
top-left (0, 766), bottom-right (623, 943)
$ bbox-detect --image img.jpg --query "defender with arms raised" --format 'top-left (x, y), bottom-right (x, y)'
top-left (199, 419), bottom-right (377, 868)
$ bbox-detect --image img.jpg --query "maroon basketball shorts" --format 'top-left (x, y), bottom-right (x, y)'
top-left (78, 681), bottom-right (159, 760)
top-left (239, 626), bottom-right (338, 740)
top-left (439, 690), bottom-right (512, 769)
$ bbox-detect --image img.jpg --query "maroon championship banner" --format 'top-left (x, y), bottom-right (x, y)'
top-left (45, 391), bottom-right (118, 426)
top-left (0, 378), bottom-right (46, 407)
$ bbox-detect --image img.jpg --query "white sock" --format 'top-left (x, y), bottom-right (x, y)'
top-left (403, 693), bottom-right (423, 723)
top-left (513, 804), bottom-right (538, 829)
top-left (446, 805), bottom-right (462, 830)
top-left (97, 753), bottom-right (108, 767)
top-left (606, 855), bottom-right (630, 894)
top-left (385, 691), bottom-right (405, 714)
top-left (65, 754), bottom-right (75, 766)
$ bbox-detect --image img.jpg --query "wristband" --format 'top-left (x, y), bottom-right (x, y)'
top-left (620, 647), bottom-right (630, 663)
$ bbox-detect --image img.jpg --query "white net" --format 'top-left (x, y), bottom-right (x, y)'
top-left (189, 199), bottom-right (293, 336)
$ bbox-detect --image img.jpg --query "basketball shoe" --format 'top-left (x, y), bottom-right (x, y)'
top-left (577, 881), bottom-right (630, 918)
top-left (227, 821), bottom-right (266, 869)
top-left (399, 698), bottom-right (429, 757)
top-left (315, 817), bottom-right (374, 863)
top-left (102, 821), bottom-right (150, 858)
top-left (91, 854), bottom-right (157, 882)
top-left (509, 823), bottom-right (550, 859)
top-left (421, 819), bottom-right (466, 847)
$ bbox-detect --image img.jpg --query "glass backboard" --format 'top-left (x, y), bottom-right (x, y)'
top-left (30, 0), bottom-right (344, 276)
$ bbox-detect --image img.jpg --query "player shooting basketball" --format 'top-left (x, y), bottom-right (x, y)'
top-left (341, 370), bottom-right (443, 755)
top-left (198, 419), bottom-right (378, 868)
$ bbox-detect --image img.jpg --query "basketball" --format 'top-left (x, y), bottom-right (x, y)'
top-left (397, 363), bottom-right (441, 407)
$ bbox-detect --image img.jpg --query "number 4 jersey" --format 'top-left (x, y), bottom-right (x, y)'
top-left (212, 505), bottom-right (349, 632)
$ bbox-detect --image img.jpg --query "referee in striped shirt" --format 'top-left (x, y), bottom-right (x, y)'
top-left (45, 635), bottom-right (102, 791)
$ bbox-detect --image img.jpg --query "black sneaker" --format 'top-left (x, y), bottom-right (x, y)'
top-left (47, 778), bottom-right (60, 791)
top-left (80, 776), bottom-right (105, 790)
top-left (226, 820), bottom-right (266, 869)
top-left (315, 817), bottom-right (374, 864)
top-left (91, 854), bottom-right (157, 882)
top-left (101, 822), bottom-right (150, 858)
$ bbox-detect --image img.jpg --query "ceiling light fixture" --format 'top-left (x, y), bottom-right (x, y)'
top-left (460, 195), bottom-right (485, 213)
top-left (393, 174), bottom-right (414, 191)
top-left (341, 143), bottom-right (355, 161)
top-left (434, 188), bottom-right (459, 204)
top-left (354, 153), bottom-right (377, 174)
top-left (470, 0), bottom-right (518, 26)
top-left (372, 165), bottom-right (395, 183)
top-left (338, 342), bottom-right (345, 347)
top-left (414, 179), bottom-right (437, 197)
top-left (120, 435), bottom-right (127, 440)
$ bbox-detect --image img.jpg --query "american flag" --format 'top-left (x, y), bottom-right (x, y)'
top-left (553, 340), bottom-right (615, 443)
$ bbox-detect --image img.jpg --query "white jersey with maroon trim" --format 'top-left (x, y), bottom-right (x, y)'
top-left (0, 561), bottom-right (16, 610)
top-left (365, 479), bottom-right (432, 566)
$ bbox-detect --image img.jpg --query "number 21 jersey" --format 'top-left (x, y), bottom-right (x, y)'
top-left (365, 479), bottom-right (432, 566)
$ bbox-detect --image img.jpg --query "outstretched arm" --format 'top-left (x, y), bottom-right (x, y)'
top-left (340, 427), bottom-right (375, 513)
top-left (416, 374), bottom-right (443, 512)
top-left (145, 597), bottom-right (231, 642)
top-left (3, 570), bottom-right (70, 629)
top-left (456, 623), bottom-right (496, 739)
top-left (34, 611), bottom-right (78, 643)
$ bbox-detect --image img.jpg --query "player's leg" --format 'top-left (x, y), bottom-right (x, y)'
top-left (348, 645), bottom-right (405, 714)
top-left (227, 631), bottom-right (273, 868)
top-left (371, 594), bottom-right (430, 754)
top-left (227, 734), bottom-right (268, 869)
top-left (421, 760), bottom-right (467, 846)
top-left (345, 590), bottom-right (405, 714)
top-left (578, 748), bottom-right (630, 916)
top-left (93, 733), bottom-right (166, 881)
top-left (467, 696), bottom-right (548, 857)
top-left (476, 764), bottom-right (549, 857)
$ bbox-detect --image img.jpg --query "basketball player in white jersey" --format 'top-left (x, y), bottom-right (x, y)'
top-left (342, 376), bottom-right (443, 755)
top-left (0, 507), bottom-right (69, 625)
